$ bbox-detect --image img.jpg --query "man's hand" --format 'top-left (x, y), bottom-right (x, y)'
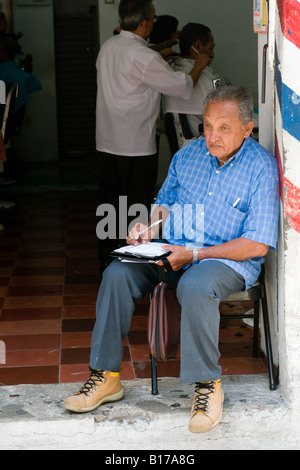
top-left (126, 222), bottom-right (152, 246)
top-left (127, 206), bottom-right (168, 246)
top-left (189, 53), bottom-right (210, 85)
top-left (194, 52), bottom-right (210, 71)
top-left (159, 47), bottom-right (178, 61)
top-left (157, 245), bottom-right (193, 271)
top-left (156, 237), bottom-right (270, 272)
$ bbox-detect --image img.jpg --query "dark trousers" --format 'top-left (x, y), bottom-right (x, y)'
top-left (97, 151), bottom-right (158, 263)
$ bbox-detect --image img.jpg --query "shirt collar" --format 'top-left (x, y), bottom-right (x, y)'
top-left (207, 137), bottom-right (250, 167)
top-left (120, 29), bottom-right (149, 46)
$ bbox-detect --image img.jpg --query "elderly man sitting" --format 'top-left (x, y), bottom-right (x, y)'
top-left (64, 86), bottom-right (280, 434)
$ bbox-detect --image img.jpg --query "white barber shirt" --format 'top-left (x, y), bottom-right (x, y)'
top-left (95, 30), bottom-right (193, 156)
top-left (162, 58), bottom-right (216, 137)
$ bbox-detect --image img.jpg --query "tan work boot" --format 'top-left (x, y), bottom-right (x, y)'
top-left (189, 379), bottom-right (224, 433)
top-left (64, 368), bottom-right (124, 413)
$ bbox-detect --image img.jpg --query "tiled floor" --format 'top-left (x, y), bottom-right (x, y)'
top-left (0, 163), bottom-right (267, 386)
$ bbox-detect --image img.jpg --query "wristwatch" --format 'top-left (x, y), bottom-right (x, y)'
top-left (192, 249), bottom-right (198, 264)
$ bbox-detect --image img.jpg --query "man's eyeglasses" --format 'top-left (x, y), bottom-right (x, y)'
top-left (146, 15), bottom-right (158, 23)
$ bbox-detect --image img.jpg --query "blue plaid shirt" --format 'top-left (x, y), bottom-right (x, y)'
top-left (155, 136), bottom-right (280, 289)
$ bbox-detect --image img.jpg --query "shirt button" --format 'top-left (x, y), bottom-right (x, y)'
top-left (216, 170), bottom-right (220, 174)
top-left (209, 192), bottom-right (213, 196)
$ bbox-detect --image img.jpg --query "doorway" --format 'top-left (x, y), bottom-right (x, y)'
top-left (53, 0), bottom-right (99, 161)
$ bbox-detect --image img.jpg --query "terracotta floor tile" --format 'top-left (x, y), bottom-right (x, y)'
top-left (129, 344), bottom-right (150, 363)
top-left (9, 275), bottom-right (65, 287)
top-left (19, 243), bottom-right (66, 252)
top-left (59, 363), bottom-right (90, 384)
top-left (0, 260), bottom-right (15, 269)
top-left (0, 286), bottom-right (8, 297)
top-left (66, 249), bottom-right (98, 258)
top-left (64, 274), bottom-right (100, 285)
top-left (3, 295), bottom-right (63, 309)
top-left (220, 357), bottom-right (267, 375)
top-left (128, 330), bottom-right (148, 345)
top-left (61, 347), bottom-right (91, 365)
top-left (63, 294), bottom-right (97, 307)
top-left (1, 334), bottom-right (60, 350)
top-left (219, 325), bottom-right (254, 342)
top-left (7, 285), bottom-right (63, 297)
top-left (17, 250), bottom-right (66, 259)
top-left (0, 268), bottom-right (14, 277)
top-left (0, 319), bottom-right (61, 336)
top-left (0, 366), bottom-right (59, 386)
top-left (20, 236), bottom-right (66, 245)
top-left (3, 348), bottom-right (60, 367)
top-left (64, 265), bottom-right (100, 276)
top-left (61, 318), bottom-right (95, 333)
top-left (0, 307), bottom-right (62, 321)
top-left (12, 267), bottom-right (65, 277)
top-left (64, 284), bottom-right (99, 296)
top-left (14, 258), bottom-right (65, 268)
top-left (120, 362), bottom-right (135, 380)
top-left (61, 332), bottom-right (93, 349)
top-left (130, 316), bottom-right (148, 331)
top-left (62, 305), bottom-right (96, 319)
top-left (0, 252), bottom-right (18, 260)
top-left (21, 230), bottom-right (66, 240)
top-left (0, 277), bottom-right (10, 286)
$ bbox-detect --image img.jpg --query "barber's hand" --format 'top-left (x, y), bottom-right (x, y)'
top-left (160, 47), bottom-right (178, 61)
top-left (194, 53), bottom-right (210, 71)
top-left (126, 222), bottom-right (152, 246)
top-left (157, 245), bottom-right (193, 272)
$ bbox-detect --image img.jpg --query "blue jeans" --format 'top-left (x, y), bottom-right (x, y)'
top-left (90, 258), bottom-right (245, 382)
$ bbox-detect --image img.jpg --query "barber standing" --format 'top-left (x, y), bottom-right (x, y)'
top-left (96, 0), bottom-right (207, 271)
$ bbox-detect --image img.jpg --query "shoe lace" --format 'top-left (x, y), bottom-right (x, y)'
top-left (192, 381), bottom-right (216, 414)
top-left (78, 368), bottom-right (107, 396)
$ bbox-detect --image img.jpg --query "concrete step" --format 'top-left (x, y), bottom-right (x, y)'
top-left (0, 374), bottom-right (298, 450)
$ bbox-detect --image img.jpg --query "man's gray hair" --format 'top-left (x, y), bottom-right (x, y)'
top-left (204, 85), bottom-right (254, 125)
top-left (119, 0), bottom-right (153, 31)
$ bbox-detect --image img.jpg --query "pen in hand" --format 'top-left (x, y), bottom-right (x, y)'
top-left (138, 219), bottom-right (163, 236)
top-left (127, 219), bottom-right (163, 246)
top-left (191, 45), bottom-right (200, 55)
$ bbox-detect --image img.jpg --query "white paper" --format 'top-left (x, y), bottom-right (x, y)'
top-left (113, 242), bottom-right (169, 259)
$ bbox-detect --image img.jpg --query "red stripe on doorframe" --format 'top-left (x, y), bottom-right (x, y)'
top-left (277, 0), bottom-right (300, 50)
top-left (284, 177), bottom-right (300, 234)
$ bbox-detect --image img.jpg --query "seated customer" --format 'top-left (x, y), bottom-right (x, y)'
top-left (162, 23), bottom-right (217, 138)
top-left (149, 14), bottom-right (180, 52)
top-left (0, 35), bottom-right (42, 115)
top-left (64, 86), bottom-right (280, 434)
top-left (0, 35), bottom-right (42, 178)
